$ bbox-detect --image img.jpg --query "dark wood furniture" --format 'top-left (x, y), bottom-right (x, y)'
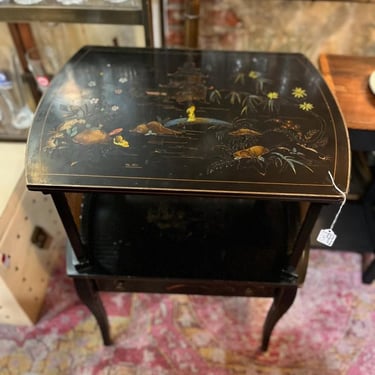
top-left (319, 54), bottom-right (375, 283)
top-left (25, 46), bottom-right (350, 351)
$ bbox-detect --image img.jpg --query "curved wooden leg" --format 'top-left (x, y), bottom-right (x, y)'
top-left (261, 287), bottom-right (297, 351)
top-left (73, 278), bottom-right (112, 345)
top-left (362, 253), bottom-right (375, 284)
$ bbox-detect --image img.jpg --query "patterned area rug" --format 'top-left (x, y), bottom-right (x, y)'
top-left (1, 250), bottom-right (375, 375)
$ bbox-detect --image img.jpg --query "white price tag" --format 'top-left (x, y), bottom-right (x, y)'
top-left (317, 228), bottom-right (337, 247)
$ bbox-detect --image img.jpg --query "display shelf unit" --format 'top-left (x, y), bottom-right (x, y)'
top-left (0, 0), bottom-right (155, 47)
top-left (0, 0), bottom-right (159, 141)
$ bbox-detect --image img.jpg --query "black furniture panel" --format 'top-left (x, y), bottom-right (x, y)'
top-left (25, 46), bottom-right (351, 351)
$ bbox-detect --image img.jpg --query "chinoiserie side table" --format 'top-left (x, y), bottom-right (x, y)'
top-left (319, 54), bottom-right (375, 283)
top-left (25, 46), bottom-right (350, 351)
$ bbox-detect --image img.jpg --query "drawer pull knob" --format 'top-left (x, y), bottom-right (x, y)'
top-left (115, 281), bottom-right (127, 290)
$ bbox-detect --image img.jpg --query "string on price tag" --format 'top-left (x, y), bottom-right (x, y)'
top-left (316, 171), bottom-right (346, 247)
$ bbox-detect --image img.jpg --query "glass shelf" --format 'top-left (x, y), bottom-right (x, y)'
top-left (0, 0), bottom-right (144, 24)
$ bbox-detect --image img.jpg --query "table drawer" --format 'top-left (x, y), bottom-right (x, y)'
top-left (94, 277), bottom-right (286, 297)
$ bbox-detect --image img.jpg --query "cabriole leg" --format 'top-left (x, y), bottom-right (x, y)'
top-left (261, 287), bottom-right (297, 351)
top-left (73, 278), bottom-right (112, 346)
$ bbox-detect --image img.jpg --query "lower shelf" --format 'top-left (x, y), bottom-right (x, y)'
top-left (66, 242), bottom-right (305, 297)
top-left (71, 193), bottom-right (304, 288)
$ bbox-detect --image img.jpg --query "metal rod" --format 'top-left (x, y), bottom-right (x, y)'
top-left (184, 0), bottom-right (200, 48)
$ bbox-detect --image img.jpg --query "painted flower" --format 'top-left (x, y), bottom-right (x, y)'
top-left (114, 88), bottom-right (123, 95)
top-left (299, 102), bottom-right (314, 111)
top-left (248, 70), bottom-right (260, 79)
top-left (111, 105), bottom-right (119, 111)
top-left (118, 77), bottom-right (128, 83)
top-left (88, 81), bottom-right (96, 87)
top-left (90, 97), bottom-right (99, 104)
top-left (292, 87), bottom-right (307, 98)
top-left (267, 92), bottom-right (278, 100)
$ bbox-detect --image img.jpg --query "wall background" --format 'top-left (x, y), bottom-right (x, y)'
top-left (1, 0), bottom-right (374, 71)
top-left (165, 0), bottom-right (375, 65)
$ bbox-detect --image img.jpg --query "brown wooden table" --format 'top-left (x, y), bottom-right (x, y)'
top-left (319, 54), bottom-right (375, 283)
top-left (25, 46), bottom-right (350, 351)
top-left (319, 54), bottom-right (375, 142)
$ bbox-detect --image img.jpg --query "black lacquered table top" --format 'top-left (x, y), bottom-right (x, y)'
top-left (26, 46), bottom-right (350, 201)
